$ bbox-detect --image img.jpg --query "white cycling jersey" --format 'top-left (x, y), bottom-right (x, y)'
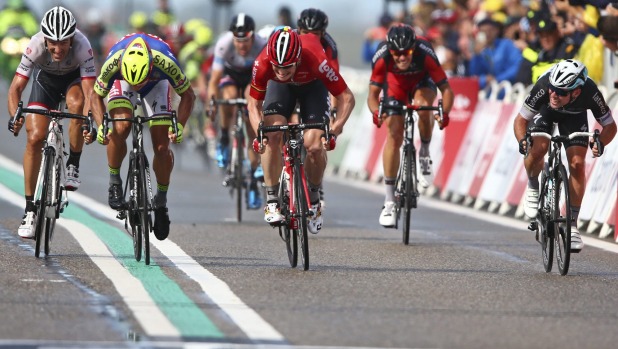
top-left (16, 29), bottom-right (96, 79)
top-left (211, 31), bottom-right (267, 73)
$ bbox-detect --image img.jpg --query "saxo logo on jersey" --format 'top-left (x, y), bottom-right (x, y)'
top-left (318, 60), bottom-right (339, 82)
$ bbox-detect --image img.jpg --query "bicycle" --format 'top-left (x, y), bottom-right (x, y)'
top-left (102, 105), bottom-right (179, 265)
top-left (210, 98), bottom-right (250, 222)
top-left (526, 129), bottom-right (600, 275)
top-left (378, 98), bottom-right (443, 245)
top-left (9, 101), bottom-right (94, 258)
top-left (257, 118), bottom-right (333, 270)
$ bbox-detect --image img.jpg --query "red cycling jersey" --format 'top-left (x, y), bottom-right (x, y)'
top-left (369, 36), bottom-right (447, 101)
top-left (249, 33), bottom-right (348, 100)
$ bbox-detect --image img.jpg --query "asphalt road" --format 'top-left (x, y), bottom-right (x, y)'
top-left (1, 86), bottom-right (618, 349)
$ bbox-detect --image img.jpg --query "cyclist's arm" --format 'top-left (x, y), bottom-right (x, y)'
top-left (367, 84), bottom-right (381, 115)
top-left (331, 87), bottom-right (355, 136)
top-left (177, 84), bottom-right (196, 127)
top-left (513, 113), bottom-right (528, 143)
top-left (7, 74), bottom-right (28, 117)
top-left (247, 94), bottom-right (264, 135)
top-left (80, 78), bottom-right (95, 117)
top-left (437, 81), bottom-right (454, 115)
top-left (206, 68), bottom-right (224, 106)
top-left (89, 90), bottom-right (107, 127)
top-left (599, 121), bottom-right (617, 148)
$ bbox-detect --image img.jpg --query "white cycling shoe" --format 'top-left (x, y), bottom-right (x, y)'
top-left (523, 186), bottom-right (539, 218)
top-left (379, 201), bottom-right (396, 227)
top-left (308, 202), bottom-right (323, 234)
top-left (264, 202), bottom-right (284, 224)
top-left (18, 211), bottom-right (36, 239)
top-left (570, 226), bottom-right (584, 252)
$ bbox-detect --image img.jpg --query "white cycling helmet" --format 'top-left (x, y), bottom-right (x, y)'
top-left (548, 59), bottom-right (588, 90)
top-left (41, 6), bottom-right (77, 41)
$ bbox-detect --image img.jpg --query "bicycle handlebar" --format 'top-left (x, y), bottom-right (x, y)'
top-left (377, 98), bottom-right (444, 125)
top-left (256, 118), bottom-right (334, 151)
top-left (102, 110), bottom-right (179, 139)
top-left (9, 101), bottom-right (94, 137)
top-left (525, 129), bottom-right (601, 156)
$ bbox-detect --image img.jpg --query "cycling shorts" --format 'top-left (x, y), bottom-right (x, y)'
top-left (382, 74), bottom-right (437, 110)
top-left (527, 105), bottom-right (589, 148)
top-left (219, 67), bottom-right (252, 90)
top-left (107, 80), bottom-right (173, 126)
top-left (27, 68), bottom-right (80, 110)
top-left (262, 80), bottom-right (330, 123)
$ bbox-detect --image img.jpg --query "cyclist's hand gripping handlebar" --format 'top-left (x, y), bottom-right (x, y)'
top-left (253, 121), bottom-right (268, 154)
top-left (8, 101), bottom-right (25, 137)
top-left (320, 116), bottom-right (337, 151)
top-left (590, 129), bottom-right (603, 157)
top-left (168, 111), bottom-right (183, 144)
top-left (82, 111), bottom-right (97, 144)
top-left (98, 113), bottom-right (112, 145)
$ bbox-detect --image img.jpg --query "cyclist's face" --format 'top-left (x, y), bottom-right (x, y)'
top-left (272, 63), bottom-right (297, 81)
top-left (233, 36), bottom-right (253, 56)
top-left (548, 86), bottom-right (581, 108)
top-left (390, 49), bottom-right (413, 70)
top-left (45, 38), bottom-right (71, 61)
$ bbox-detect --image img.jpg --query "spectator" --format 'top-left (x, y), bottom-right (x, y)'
top-left (468, 17), bottom-right (522, 90)
top-left (515, 18), bottom-right (578, 85)
top-left (362, 13), bottom-right (393, 64)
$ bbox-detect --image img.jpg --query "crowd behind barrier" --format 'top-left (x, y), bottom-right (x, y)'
top-left (334, 66), bottom-right (618, 243)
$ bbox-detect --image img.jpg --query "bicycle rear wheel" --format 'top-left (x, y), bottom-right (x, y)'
top-left (44, 156), bottom-right (63, 256)
top-left (279, 171), bottom-right (297, 267)
top-left (34, 147), bottom-right (54, 258)
top-left (539, 165), bottom-right (553, 272)
top-left (294, 164), bottom-right (309, 271)
top-left (137, 153), bottom-right (151, 265)
top-left (554, 164), bottom-right (571, 276)
top-left (128, 154), bottom-right (142, 262)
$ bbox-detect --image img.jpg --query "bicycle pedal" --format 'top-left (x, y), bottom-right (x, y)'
top-left (116, 211), bottom-right (127, 220)
top-left (528, 221), bottom-right (538, 231)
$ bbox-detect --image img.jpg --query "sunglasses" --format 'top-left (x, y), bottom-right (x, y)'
top-left (271, 62), bottom-right (296, 70)
top-left (389, 48), bottom-right (413, 57)
top-left (548, 84), bottom-right (570, 97)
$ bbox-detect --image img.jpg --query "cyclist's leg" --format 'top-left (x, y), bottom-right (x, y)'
top-left (262, 81), bottom-right (294, 223)
top-left (380, 96), bottom-right (405, 227)
top-left (64, 79), bottom-right (86, 190)
top-left (106, 81), bottom-right (135, 209)
top-left (413, 80), bottom-right (438, 182)
top-left (522, 110), bottom-right (552, 218)
top-left (216, 77), bottom-right (237, 167)
top-left (243, 84), bottom-right (263, 209)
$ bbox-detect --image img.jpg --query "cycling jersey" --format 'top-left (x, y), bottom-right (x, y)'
top-left (16, 30), bottom-right (96, 79)
top-left (320, 32), bottom-right (339, 71)
top-left (94, 33), bottom-right (190, 98)
top-left (520, 71), bottom-right (614, 127)
top-left (212, 31), bottom-right (267, 74)
top-left (369, 37), bottom-right (447, 101)
top-left (250, 33), bottom-right (348, 100)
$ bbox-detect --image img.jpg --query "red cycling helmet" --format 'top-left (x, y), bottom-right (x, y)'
top-left (267, 26), bottom-right (301, 67)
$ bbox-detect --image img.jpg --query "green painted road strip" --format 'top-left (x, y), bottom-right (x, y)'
top-left (0, 166), bottom-right (223, 339)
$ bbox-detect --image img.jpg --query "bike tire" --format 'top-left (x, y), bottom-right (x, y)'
top-left (34, 147), bottom-right (54, 258)
top-left (137, 153), bottom-right (151, 265)
top-left (554, 164), bottom-right (571, 276)
top-left (234, 132), bottom-right (244, 222)
top-left (294, 164), bottom-right (309, 271)
top-left (44, 157), bottom-right (62, 256)
top-left (402, 144), bottom-right (415, 245)
top-left (539, 165), bottom-right (553, 272)
top-left (279, 171), bottom-right (297, 267)
top-left (128, 154), bottom-right (142, 262)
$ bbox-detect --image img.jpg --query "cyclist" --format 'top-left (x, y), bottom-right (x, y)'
top-left (89, 33), bottom-right (196, 241)
top-left (7, 6), bottom-right (96, 239)
top-left (297, 8), bottom-right (338, 208)
top-left (514, 59), bottom-right (616, 252)
top-left (206, 13), bottom-right (267, 209)
top-left (367, 23), bottom-right (454, 227)
top-left (248, 27), bottom-right (356, 234)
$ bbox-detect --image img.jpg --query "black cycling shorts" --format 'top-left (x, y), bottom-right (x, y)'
top-left (262, 80), bottom-right (330, 123)
top-left (28, 68), bottom-right (81, 109)
top-left (527, 105), bottom-right (589, 148)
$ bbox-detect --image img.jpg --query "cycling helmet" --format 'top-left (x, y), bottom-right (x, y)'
top-left (267, 26), bottom-right (301, 67)
top-left (41, 6), bottom-right (76, 41)
top-left (230, 13), bottom-right (255, 39)
top-left (386, 24), bottom-right (416, 51)
top-left (297, 8), bottom-right (329, 31)
top-left (121, 37), bottom-right (152, 86)
top-left (549, 59), bottom-right (588, 90)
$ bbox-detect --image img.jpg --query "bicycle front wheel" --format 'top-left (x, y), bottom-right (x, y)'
top-left (234, 133), bottom-right (244, 222)
top-left (539, 165), bottom-right (553, 272)
top-left (44, 156), bottom-right (63, 256)
top-left (294, 164), bottom-right (309, 271)
top-left (34, 147), bottom-right (54, 258)
top-left (279, 170), bottom-right (297, 267)
top-left (402, 144), bottom-right (415, 245)
top-left (137, 153), bottom-right (151, 265)
top-left (554, 164), bottom-right (571, 276)
top-left (128, 154), bottom-right (142, 262)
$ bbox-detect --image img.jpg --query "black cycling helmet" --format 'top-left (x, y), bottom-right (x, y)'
top-left (230, 13), bottom-right (255, 39)
top-left (386, 23), bottom-right (416, 51)
top-left (297, 8), bottom-right (328, 31)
